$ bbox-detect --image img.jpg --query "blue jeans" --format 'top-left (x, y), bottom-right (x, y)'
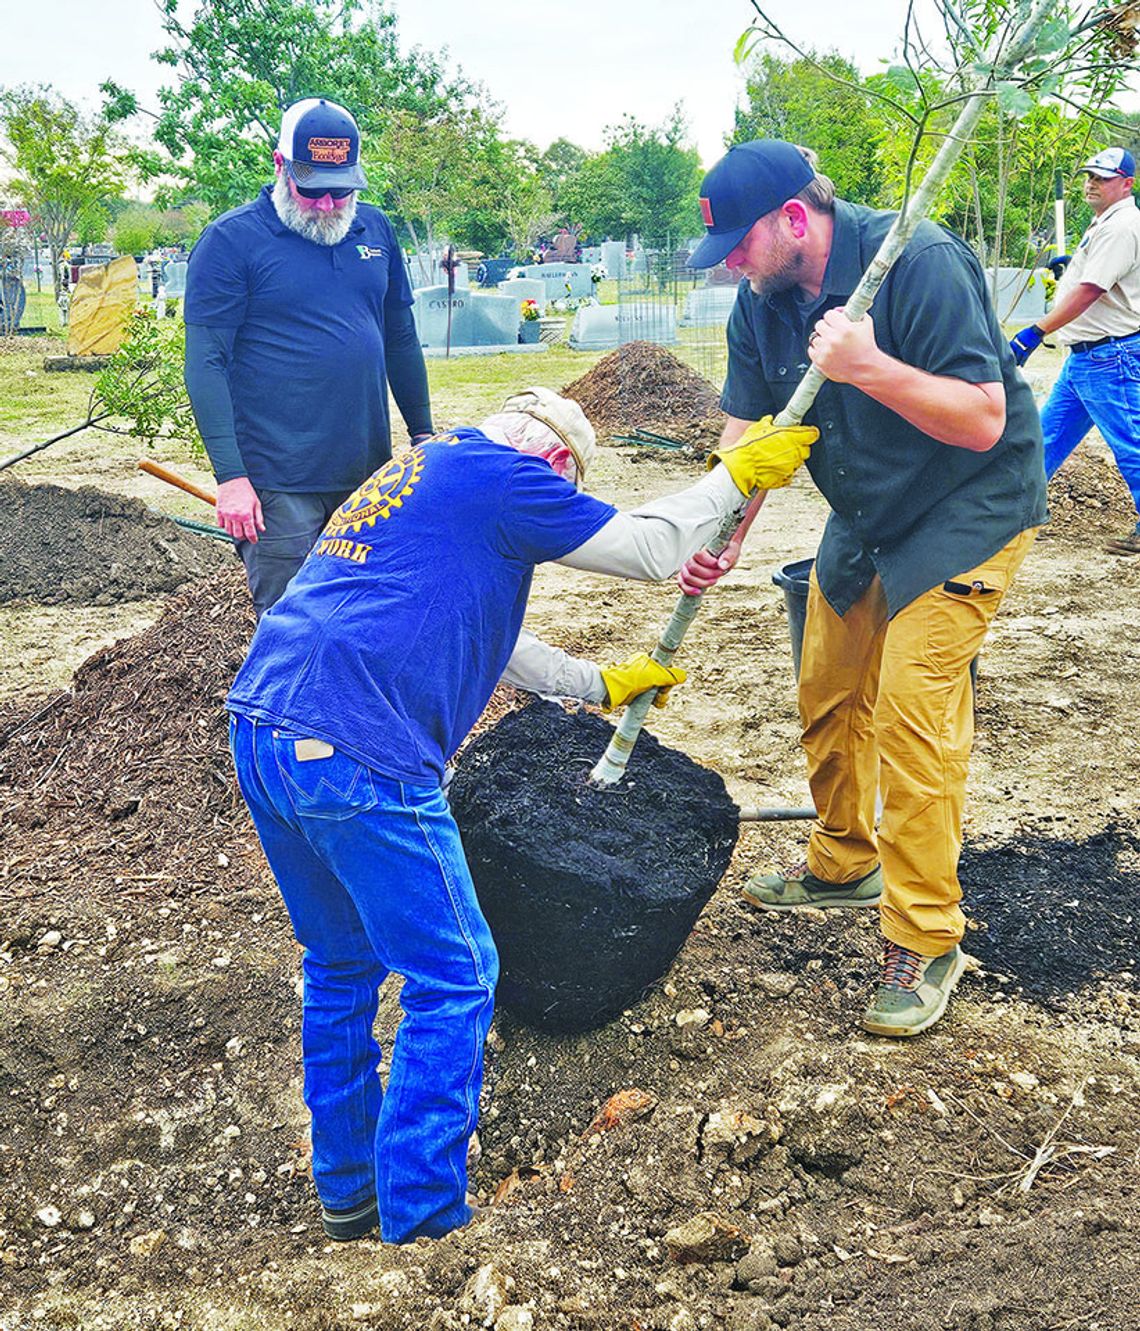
top-left (228, 713), bottom-right (498, 1243)
top-left (1041, 336), bottom-right (1140, 521)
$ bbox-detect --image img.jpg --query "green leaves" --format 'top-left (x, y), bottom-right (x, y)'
top-left (996, 81), bottom-right (1034, 117)
top-left (96, 310), bottom-right (201, 451)
top-left (735, 29), bottom-right (761, 67)
top-left (1035, 15), bottom-right (1071, 55)
top-left (884, 64), bottom-right (922, 95)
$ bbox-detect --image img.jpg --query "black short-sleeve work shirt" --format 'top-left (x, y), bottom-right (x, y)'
top-left (721, 200), bottom-right (1048, 617)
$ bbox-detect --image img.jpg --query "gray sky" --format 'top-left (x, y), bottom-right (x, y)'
top-left (0, 0), bottom-right (922, 169)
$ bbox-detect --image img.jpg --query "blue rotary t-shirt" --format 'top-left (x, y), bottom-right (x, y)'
top-left (185, 187), bottom-right (414, 492)
top-left (227, 429), bottom-right (617, 784)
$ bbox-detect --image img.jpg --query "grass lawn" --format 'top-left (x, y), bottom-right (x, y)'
top-left (20, 287), bottom-right (65, 331)
top-left (0, 345), bottom-right (96, 447)
top-left (0, 336), bottom-right (611, 475)
top-left (424, 345), bottom-right (603, 430)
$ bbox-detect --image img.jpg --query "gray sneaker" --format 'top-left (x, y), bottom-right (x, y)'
top-left (862, 941), bottom-right (967, 1037)
top-left (741, 862), bottom-right (883, 912)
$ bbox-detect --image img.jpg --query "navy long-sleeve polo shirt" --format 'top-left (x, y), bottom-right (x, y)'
top-left (185, 187), bottom-right (431, 492)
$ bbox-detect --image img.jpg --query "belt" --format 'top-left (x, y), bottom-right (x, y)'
top-left (1068, 330), bottom-right (1140, 354)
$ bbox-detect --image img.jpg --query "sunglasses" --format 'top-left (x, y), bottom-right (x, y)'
top-left (293, 182), bottom-right (356, 200)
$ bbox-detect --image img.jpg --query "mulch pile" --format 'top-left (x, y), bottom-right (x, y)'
top-left (563, 340), bottom-right (724, 449)
top-left (0, 479), bottom-right (230, 605)
top-left (0, 569), bottom-right (255, 907)
top-left (1046, 443), bottom-right (1135, 537)
top-left (0, 568), bottom-right (523, 913)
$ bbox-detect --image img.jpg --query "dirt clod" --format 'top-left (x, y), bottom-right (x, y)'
top-left (451, 701), bottom-right (739, 1031)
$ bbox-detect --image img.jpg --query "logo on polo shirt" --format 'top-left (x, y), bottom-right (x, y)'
top-left (308, 136), bottom-right (351, 164)
top-left (321, 448), bottom-right (426, 550)
top-left (356, 244), bottom-right (386, 261)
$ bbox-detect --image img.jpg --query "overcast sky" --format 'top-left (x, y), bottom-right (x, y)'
top-left (0, 0), bottom-right (929, 169)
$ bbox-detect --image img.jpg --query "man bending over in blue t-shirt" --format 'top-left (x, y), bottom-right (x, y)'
top-left (226, 387), bottom-right (817, 1245)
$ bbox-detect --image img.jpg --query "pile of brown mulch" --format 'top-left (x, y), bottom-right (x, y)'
top-left (0, 479), bottom-right (230, 605)
top-left (563, 341), bottom-right (724, 445)
top-left (1046, 443), bottom-right (1135, 537)
top-left (0, 569), bottom-right (256, 905)
top-left (0, 567), bottom-right (524, 910)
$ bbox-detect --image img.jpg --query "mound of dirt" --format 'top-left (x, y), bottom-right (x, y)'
top-left (1045, 444), bottom-right (1135, 537)
top-left (3, 573), bottom-right (1140, 1329)
top-left (563, 341), bottom-right (725, 446)
top-left (0, 479), bottom-right (230, 605)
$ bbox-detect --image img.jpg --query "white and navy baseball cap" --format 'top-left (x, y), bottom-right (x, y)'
top-left (277, 98), bottom-right (368, 190)
top-left (1080, 147), bottom-right (1136, 179)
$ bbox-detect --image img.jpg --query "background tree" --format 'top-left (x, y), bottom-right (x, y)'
top-left (0, 87), bottom-right (125, 298)
top-left (367, 102), bottom-right (509, 280)
top-left (733, 51), bottom-right (884, 205)
top-left (538, 138), bottom-right (588, 222)
top-left (102, 0), bottom-right (464, 214)
top-left (560, 110), bottom-right (702, 243)
top-left (111, 205), bottom-right (160, 258)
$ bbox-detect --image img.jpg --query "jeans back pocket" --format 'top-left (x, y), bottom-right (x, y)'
top-left (274, 739), bottom-right (378, 821)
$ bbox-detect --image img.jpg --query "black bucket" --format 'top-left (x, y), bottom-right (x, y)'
top-left (771, 558), bottom-right (813, 681)
top-left (771, 557), bottom-right (978, 692)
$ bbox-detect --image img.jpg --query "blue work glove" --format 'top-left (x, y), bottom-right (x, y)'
top-left (1047, 255), bottom-right (1071, 280)
top-left (1010, 324), bottom-right (1045, 366)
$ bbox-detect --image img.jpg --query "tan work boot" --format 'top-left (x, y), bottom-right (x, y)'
top-left (742, 862), bottom-right (883, 912)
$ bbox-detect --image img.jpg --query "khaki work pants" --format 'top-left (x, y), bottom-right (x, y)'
top-left (798, 528), bottom-right (1037, 956)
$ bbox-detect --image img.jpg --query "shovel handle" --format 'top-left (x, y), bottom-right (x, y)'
top-left (137, 459), bottom-right (217, 507)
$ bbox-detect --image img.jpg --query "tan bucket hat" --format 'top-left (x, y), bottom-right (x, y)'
top-left (499, 387), bottom-right (597, 488)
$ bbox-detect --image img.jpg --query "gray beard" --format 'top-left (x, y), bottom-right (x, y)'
top-left (272, 175), bottom-right (358, 246)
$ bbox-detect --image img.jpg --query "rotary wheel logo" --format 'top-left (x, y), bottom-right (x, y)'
top-left (326, 448), bottom-right (426, 535)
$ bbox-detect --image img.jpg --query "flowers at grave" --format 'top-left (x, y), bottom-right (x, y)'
top-left (591, 263), bottom-right (607, 284)
top-left (550, 295), bottom-right (598, 314)
top-left (520, 298), bottom-right (540, 322)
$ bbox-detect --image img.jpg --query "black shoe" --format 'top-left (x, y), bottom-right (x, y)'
top-left (321, 1197), bottom-right (379, 1241)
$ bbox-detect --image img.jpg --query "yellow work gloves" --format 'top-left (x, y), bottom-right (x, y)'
top-left (708, 416), bottom-right (819, 495)
top-left (600, 652), bottom-right (687, 712)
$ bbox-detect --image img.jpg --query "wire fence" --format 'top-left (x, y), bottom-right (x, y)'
top-left (615, 236), bottom-right (736, 398)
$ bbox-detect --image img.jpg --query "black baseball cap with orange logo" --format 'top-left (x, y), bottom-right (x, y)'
top-left (689, 140), bottom-right (815, 269)
top-left (276, 98), bottom-right (368, 191)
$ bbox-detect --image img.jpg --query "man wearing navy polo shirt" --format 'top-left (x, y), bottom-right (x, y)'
top-left (184, 98), bottom-right (433, 616)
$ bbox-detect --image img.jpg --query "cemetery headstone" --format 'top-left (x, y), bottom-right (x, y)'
top-left (618, 302), bottom-right (676, 346)
top-left (67, 256), bottom-right (137, 356)
top-left (498, 278), bottom-right (548, 310)
top-left (569, 305), bottom-right (619, 351)
top-left (994, 266), bottom-right (1047, 323)
top-left (517, 263), bottom-right (593, 301)
top-left (468, 293), bottom-right (521, 347)
top-left (412, 285), bottom-right (472, 349)
top-left (163, 260), bottom-right (188, 299)
top-left (0, 274), bottom-right (26, 335)
top-left (601, 241), bottom-right (626, 280)
top-left (680, 285), bottom-right (739, 327)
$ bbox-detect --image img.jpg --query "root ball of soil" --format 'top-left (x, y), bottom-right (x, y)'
top-left (450, 701), bottom-right (739, 1032)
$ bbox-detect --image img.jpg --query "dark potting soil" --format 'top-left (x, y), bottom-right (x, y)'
top-left (450, 700), bottom-right (739, 1033)
top-left (960, 826), bottom-right (1140, 1006)
top-left (0, 479), bottom-right (230, 605)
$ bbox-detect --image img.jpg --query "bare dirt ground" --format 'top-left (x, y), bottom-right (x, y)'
top-left (3, 352), bottom-right (1140, 1331)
